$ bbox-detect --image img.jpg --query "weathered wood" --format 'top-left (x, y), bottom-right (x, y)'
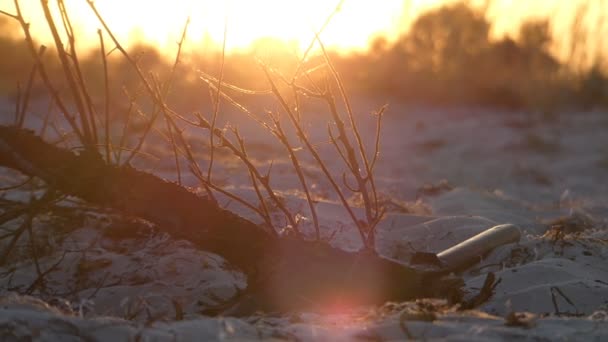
top-left (437, 224), bottom-right (521, 271)
top-left (0, 125), bottom-right (440, 313)
top-left (0, 125), bottom-right (272, 275)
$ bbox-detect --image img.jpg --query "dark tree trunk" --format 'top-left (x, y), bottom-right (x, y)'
top-left (0, 125), bottom-right (447, 314)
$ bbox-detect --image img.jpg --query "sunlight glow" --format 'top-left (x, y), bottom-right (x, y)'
top-left (0, 0), bottom-right (605, 62)
top-left (0, 0), bottom-right (408, 55)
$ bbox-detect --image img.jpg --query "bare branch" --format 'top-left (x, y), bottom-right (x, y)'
top-left (207, 13), bottom-right (228, 182)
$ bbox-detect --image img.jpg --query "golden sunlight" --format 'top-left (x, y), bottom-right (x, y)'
top-left (0, 0), bottom-right (410, 54)
top-left (0, 0), bottom-right (605, 62)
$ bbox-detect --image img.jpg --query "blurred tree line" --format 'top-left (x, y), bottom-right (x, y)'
top-left (1, 2), bottom-right (607, 112)
top-left (335, 2), bottom-right (608, 111)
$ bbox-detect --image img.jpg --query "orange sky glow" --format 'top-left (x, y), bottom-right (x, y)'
top-left (0, 0), bottom-right (606, 64)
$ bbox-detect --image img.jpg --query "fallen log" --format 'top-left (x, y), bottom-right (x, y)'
top-left (0, 125), bottom-right (447, 314)
top-left (0, 125), bottom-right (271, 274)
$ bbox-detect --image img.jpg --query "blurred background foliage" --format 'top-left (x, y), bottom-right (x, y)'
top-left (0, 1), bottom-right (606, 113)
top-left (339, 2), bottom-right (607, 111)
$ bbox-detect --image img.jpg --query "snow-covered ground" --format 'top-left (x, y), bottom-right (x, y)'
top-left (1, 96), bottom-right (608, 340)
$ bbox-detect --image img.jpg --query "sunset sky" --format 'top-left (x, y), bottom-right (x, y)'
top-left (0, 0), bottom-right (605, 63)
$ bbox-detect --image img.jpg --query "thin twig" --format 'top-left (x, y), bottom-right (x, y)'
top-left (123, 108), bottom-right (161, 165)
top-left (198, 115), bottom-right (295, 235)
top-left (268, 112), bottom-right (321, 240)
top-left (231, 127), bottom-right (273, 230)
top-left (17, 48), bottom-right (43, 128)
top-left (263, 67), bottom-right (369, 247)
top-left (97, 29), bottom-right (112, 163)
top-left (57, 0), bottom-right (99, 144)
top-left (315, 34), bottom-right (385, 243)
top-left (291, 0), bottom-right (344, 83)
top-left (198, 70), bottom-right (272, 95)
top-left (40, 0), bottom-right (95, 148)
top-left (10, 1), bottom-right (85, 144)
top-left (25, 214), bottom-right (43, 293)
top-left (207, 12), bottom-right (228, 182)
top-left (369, 105), bottom-right (387, 172)
top-left (161, 16), bottom-right (190, 185)
top-left (115, 87), bottom-right (136, 163)
top-left (14, 83), bottom-right (22, 126)
top-left (39, 96), bottom-right (56, 138)
top-left (0, 9), bottom-right (18, 19)
top-left (163, 108), bottom-right (217, 203)
top-left (25, 251), bottom-right (67, 295)
top-left (0, 176), bottom-right (33, 191)
top-left (87, 0), bottom-right (216, 200)
top-left (200, 79), bottom-right (269, 128)
top-left (0, 189), bottom-right (59, 267)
